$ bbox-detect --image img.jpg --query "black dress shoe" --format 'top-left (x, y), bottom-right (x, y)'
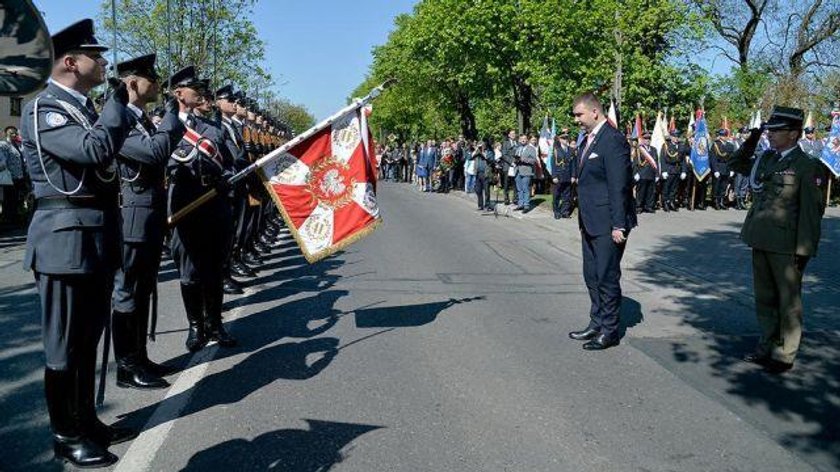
top-left (53, 435), bottom-right (118, 468)
top-left (763, 359), bottom-right (794, 374)
top-left (568, 328), bottom-right (600, 341)
top-left (742, 352), bottom-right (770, 366)
top-left (116, 365), bottom-right (170, 390)
top-left (143, 359), bottom-right (179, 377)
top-left (223, 277), bottom-right (244, 295)
top-left (582, 334), bottom-right (619, 350)
top-left (88, 419), bottom-right (138, 446)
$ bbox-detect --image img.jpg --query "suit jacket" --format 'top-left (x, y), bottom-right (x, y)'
top-left (119, 109), bottom-right (184, 243)
top-left (576, 122), bottom-right (637, 236)
top-left (500, 137), bottom-right (517, 171)
top-left (514, 144), bottom-right (538, 176)
top-left (21, 82), bottom-right (135, 274)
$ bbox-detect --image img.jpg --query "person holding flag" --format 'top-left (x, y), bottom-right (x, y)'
top-left (690, 109), bottom-right (712, 210)
top-left (710, 128), bottom-right (736, 210)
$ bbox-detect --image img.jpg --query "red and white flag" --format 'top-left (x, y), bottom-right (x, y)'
top-left (261, 106), bottom-right (381, 263)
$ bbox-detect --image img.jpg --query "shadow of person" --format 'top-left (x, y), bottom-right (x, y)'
top-left (160, 289), bottom-right (348, 373)
top-left (182, 419), bottom-right (383, 472)
top-left (618, 296), bottom-right (644, 339)
top-left (118, 338), bottom-right (340, 432)
top-left (354, 296), bottom-right (484, 328)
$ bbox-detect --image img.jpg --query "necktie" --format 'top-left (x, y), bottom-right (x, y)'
top-left (580, 133), bottom-right (594, 167)
top-left (84, 98), bottom-right (98, 118)
top-left (140, 113), bottom-right (154, 133)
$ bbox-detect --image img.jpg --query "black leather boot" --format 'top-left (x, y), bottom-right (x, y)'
top-left (222, 276), bottom-right (244, 295)
top-left (113, 312), bottom-right (169, 390)
top-left (45, 368), bottom-right (119, 468)
top-left (181, 284), bottom-right (207, 352)
top-left (231, 252), bottom-right (257, 278)
top-left (205, 282), bottom-right (237, 348)
top-left (135, 307), bottom-right (178, 378)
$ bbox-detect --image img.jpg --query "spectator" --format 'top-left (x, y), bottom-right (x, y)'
top-left (474, 141), bottom-right (495, 211)
top-left (513, 134), bottom-right (537, 212)
top-left (0, 127), bottom-right (23, 222)
top-left (464, 140), bottom-right (477, 193)
top-left (499, 129), bottom-right (517, 205)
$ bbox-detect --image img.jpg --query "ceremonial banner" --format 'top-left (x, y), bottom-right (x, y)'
top-left (261, 106), bottom-right (381, 263)
top-left (651, 111), bottom-right (667, 158)
top-left (821, 109), bottom-right (840, 177)
top-left (607, 100), bottom-right (618, 128)
top-left (690, 109), bottom-right (711, 180)
top-left (539, 115), bottom-right (555, 176)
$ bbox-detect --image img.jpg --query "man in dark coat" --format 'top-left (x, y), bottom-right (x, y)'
top-left (551, 130), bottom-right (576, 218)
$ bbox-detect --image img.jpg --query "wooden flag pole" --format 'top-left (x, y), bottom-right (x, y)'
top-left (827, 177), bottom-right (832, 207)
top-left (167, 79), bottom-right (395, 227)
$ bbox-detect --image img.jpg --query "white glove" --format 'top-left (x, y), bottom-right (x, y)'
top-left (634, 173), bottom-right (640, 182)
top-left (662, 172), bottom-right (669, 179)
top-left (680, 172), bottom-right (687, 180)
top-left (714, 171), bottom-right (720, 178)
top-left (729, 171), bottom-right (734, 177)
top-left (655, 177), bottom-right (660, 183)
top-left (552, 178), bottom-right (559, 184)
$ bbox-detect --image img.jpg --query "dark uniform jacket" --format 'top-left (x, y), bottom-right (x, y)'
top-left (118, 107), bottom-right (184, 243)
top-left (710, 138), bottom-right (735, 176)
top-left (634, 145), bottom-right (658, 180)
top-left (551, 143), bottom-right (576, 182)
top-left (730, 145), bottom-right (824, 256)
top-left (21, 82), bottom-right (135, 274)
top-left (660, 142), bottom-right (685, 174)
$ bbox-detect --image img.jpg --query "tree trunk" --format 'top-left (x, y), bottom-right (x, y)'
top-left (513, 78), bottom-right (532, 135)
top-left (454, 92), bottom-right (478, 140)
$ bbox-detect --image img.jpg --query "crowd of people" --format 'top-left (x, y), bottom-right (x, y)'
top-left (374, 122), bottom-right (837, 219)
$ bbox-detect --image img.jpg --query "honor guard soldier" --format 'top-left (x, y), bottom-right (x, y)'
top-left (228, 91), bottom-right (258, 277)
top-left (111, 53), bottom-right (185, 390)
top-left (167, 66), bottom-right (237, 352)
top-left (551, 129), bottom-right (576, 218)
top-left (710, 129), bottom-right (736, 209)
top-left (215, 85), bottom-right (252, 292)
top-left (730, 107), bottom-right (825, 374)
top-left (20, 19), bottom-right (137, 467)
top-left (660, 130), bottom-right (685, 211)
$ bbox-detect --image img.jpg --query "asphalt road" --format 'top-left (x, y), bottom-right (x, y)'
top-left (1, 182), bottom-right (838, 471)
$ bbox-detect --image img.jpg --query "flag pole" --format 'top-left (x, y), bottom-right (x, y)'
top-left (167, 79), bottom-right (396, 227)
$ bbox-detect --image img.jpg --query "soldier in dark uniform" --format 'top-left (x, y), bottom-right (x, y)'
top-left (551, 130), bottom-right (576, 218)
top-left (633, 132), bottom-right (658, 213)
top-left (730, 107), bottom-right (825, 374)
top-left (660, 130), bottom-right (685, 211)
top-left (167, 66), bottom-right (237, 352)
top-left (732, 127), bottom-right (752, 210)
top-left (710, 129), bottom-right (735, 209)
top-left (111, 54), bottom-right (185, 390)
top-left (20, 19), bottom-right (137, 467)
top-left (227, 91), bottom-right (258, 278)
top-left (216, 85), bottom-right (252, 290)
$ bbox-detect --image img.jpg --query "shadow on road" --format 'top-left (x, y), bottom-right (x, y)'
top-left (354, 296), bottom-right (484, 328)
top-left (182, 419), bottom-right (382, 472)
top-left (632, 215), bottom-right (840, 471)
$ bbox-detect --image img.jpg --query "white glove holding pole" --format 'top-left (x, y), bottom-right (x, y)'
top-left (634, 173), bottom-right (640, 182)
top-left (714, 171), bottom-right (720, 178)
top-left (680, 172), bottom-right (687, 180)
top-left (729, 171), bottom-right (734, 177)
top-left (662, 172), bottom-right (669, 179)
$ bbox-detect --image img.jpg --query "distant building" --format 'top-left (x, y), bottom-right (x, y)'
top-left (1, 92), bottom-right (38, 131)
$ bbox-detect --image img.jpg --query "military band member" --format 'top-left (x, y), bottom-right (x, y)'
top-left (731, 107), bottom-right (825, 374)
top-left (710, 129), bottom-right (735, 209)
top-left (551, 130), bottom-right (576, 218)
top-left (111, 53), bottom-right (185, 390)
top-left (21, 19), bottom-right (137, 467)
top-left (167, 66), bottom-right (237, 352)
top-left (660, 130), bottom-right (685, 211)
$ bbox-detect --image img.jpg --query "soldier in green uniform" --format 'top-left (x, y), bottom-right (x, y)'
top-left (729, 106), bottom-right (825, 374)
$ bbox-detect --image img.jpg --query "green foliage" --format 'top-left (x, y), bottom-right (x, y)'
top-left (357, 0), bottom-right (711, 141)
top-left (98, 0), bottom-right (269, 94)
top-left (266, 98), bottom-right (315, 135)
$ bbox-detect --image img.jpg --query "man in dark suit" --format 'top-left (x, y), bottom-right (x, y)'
top-left (20, 19), bottom-right (137, 467)
top-left (569, 92), bottom-right (637, 350)
top-left (499, 129), bottom-right (517, 204)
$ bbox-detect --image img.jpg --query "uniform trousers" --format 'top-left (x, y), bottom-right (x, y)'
top-left (635, 179), bottom-right (656, 212)
top-left (474, 173), bottom-right (491, 209)
top-left (662, 173), bottom-right (679, 203)
top-left (752, 249), bottom-right (805, 363)
top-left (552, 180), bottom-right (573, 217)
top-left (714, 174), bottom-right (731, 200)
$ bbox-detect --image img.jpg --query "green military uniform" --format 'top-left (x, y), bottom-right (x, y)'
top-left (730, 107), bottom-right (825, 368)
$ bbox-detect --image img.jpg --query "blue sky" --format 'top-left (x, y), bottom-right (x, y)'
top-left (33, 0), bottom-right (417, 120)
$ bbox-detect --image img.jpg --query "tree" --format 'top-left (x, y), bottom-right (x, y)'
top-left (266, 98), bottom-right (315, 136)
top-left (97, 0), bottom-right (270, 93)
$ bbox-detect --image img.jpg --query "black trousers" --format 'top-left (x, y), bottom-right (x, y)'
top-left (635, 179), bottom-right (655, 212)
top-left (501, 172), bottom-right (513, 203)
top-left (475, 174), bottom-right (491, 209)
top-left (663, 174), bottom-right (679, 202)
top-left (552, 180), bottom-right (573, 216)
top-left (581, 230), bottom-right (626, 340)
top-left (694, 177), bottom-right (709, 207)
top-left (714, 175), bottom-right (730, 199)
